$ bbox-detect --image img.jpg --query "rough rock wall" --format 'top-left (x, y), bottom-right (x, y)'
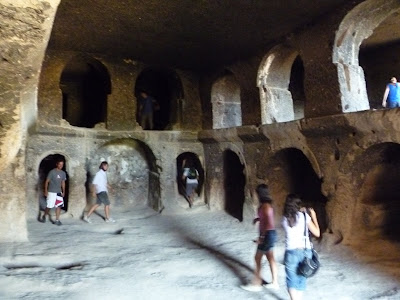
top-left (39, 51), bottom-right (202, 131)
top-left (201, 0), bottom-right (368, 127)
top-left (31, 50), bottom-right (206, 221)
top-left (201, 109), bottom-right (400, 245)
top-left (0, 0), bottom-right (60, 242)
top-left (26, 126), bottom-right (205, 220)
top-left (197, 0), bottom-right (400, 244)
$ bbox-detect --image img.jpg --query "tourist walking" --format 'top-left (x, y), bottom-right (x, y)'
top-left (83, 161), bottom-right (115, 223)
top-left (241, 184), bottom-right (279, 292)
top-left (282, 194), bottom-right (320, 300)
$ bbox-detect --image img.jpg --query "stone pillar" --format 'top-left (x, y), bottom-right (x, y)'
top-left (106, 60), bottom-right (137, 130)
top-left (0, 0), bottom-right (61, 241)
top-left (38, 52), bottom-right (68, 126)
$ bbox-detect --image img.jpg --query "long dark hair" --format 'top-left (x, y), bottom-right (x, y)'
top-left (283, 194), bottom-right (302, 227)
top-left (256, 184), bottom-right (272, 204)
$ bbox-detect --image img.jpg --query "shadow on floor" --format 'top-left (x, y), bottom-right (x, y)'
top-left (183, 235), bottom-right (285, 300)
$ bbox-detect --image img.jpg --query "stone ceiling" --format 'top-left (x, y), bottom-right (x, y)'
top-left (47, 0), bottom-right (399, 71)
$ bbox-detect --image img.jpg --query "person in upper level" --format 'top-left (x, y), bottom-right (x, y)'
top-left (138, 91), bottom-right (159, 130)
top-left (382, 77), bottom-right (400, 108)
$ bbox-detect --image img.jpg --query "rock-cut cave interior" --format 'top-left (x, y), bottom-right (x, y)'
top-left (1, 0), bottom-right (400, 299)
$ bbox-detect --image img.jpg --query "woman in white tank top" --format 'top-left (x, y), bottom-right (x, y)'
top-left (282, 194), bottom-right (320, 300)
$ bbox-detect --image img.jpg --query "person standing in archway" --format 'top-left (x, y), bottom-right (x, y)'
top-left (39, 158), bottom-right (66, 226)
top-left (241, 184), bottom-right (279, 292)
top-left (83, 161), bottom-right (115, 223)
top-left (382, 77), bottom-right (400, 108)
top-left (138, 91), bottom-right (159, 130)
top-left (182, 159), bottom-right (199, 208)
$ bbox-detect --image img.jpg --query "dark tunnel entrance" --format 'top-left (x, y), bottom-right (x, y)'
top-left (60, 55), bottom-right (110, 128)
top-left (289, 55), bottom-right (305, 120)
top-left (357, 143), bottom-right (400, 242)
top-left (223, 150), bottom-right (245, 221)
top-left (271, 148), bottom-right (327, 233)
top-left (176, 152), bottom-right (204, 207)
top-left (38, 154), bottom-right (69, 214)
top-left (135, 68), bottom-right (184, 130)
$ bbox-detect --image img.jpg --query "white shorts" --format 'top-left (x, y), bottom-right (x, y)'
top-left (47, 192), bottom-right (64, 208)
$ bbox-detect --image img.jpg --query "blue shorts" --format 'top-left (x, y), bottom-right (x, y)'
top-left (284, 249), bottom-right (312, 291)
top-left (387, 100), bottom-right (400, 108)
top-left (257, 230), bottom-right (277, 253)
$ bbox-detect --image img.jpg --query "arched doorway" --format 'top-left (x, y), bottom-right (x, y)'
top-left (257, 45), bottom-right (304, 124)
top-left (352, 143), bottom-right (400, 242)
top-left (267, 148), bottom-right (327, 232)
top-left (88, 139), bottom-right (161, 212)
top-left (223, 150), bottom-right (245, 221)
top-left (176, 152), bottom-right (205, 206)
top-left (290, 56), bottom-right (306, 120)
top-left (211, 70), bottom-right (242, 129)
top-left (38, 154), bottom-right (69, 215)
top-left (359, 6), bottom-right (400, 109)
top-left (134, 68), bottom-right (184, 130)
top-left (333, 0), bottom-right (400, 112)
top-left (60, 55), bottom-right (111, 128)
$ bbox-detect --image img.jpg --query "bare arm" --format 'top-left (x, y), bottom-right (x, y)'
top-left (307, 208), bottom-right (320, 238)
top-left (382, 86), bottom-right (389, 107)
top-left (44, 179), bottom-right (50, 197)
top-left (61, 180), bottom-right (65, 196)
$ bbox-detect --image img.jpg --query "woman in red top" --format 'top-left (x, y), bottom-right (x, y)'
top-left (241, 184), bottom-right (279, 292)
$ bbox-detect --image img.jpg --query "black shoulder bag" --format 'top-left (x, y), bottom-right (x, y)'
top-left (298, 212), bottom-right (320, 278)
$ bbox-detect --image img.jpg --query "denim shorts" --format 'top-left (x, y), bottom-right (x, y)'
top-left (96, 191), bottom-right (110, 206)
top-left (387, 100), bottom-right (400, 108)
top-left (257, 230), bottom-right (277, 253)
top-left (284, 248), bottom-right (312, 291)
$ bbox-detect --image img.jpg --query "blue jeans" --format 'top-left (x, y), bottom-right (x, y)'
top-left (284, 249), bottom-right (312, 291)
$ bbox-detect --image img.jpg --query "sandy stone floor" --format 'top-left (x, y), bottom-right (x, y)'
top-left (0, 203), bottom-right (399, 300)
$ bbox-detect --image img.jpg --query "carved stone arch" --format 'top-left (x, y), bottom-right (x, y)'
top-left (134, 67), bottom-right (184, 130)
top-left (222, 145), bottom-right (247, 221)
top-left (91, 138), bottom-right (162, 211)
top-left (267, 146), bottom-right (322, 183)
top-left (32, 152), bottom-right (70, 217)
top-left (176, 152), bottom-right (205, 206)
top-left (60, 54), bottom-right (111, 128)
top-left (337, 142), bottom-right (400, 242)
top-left (35, 151), bottom-right (71, 178)
top-left (257, 44), bottom-right (302, 124)
top-left (265, 147), bottom-right (327, 232)
top-left (333, 0), bottom-right (400, 113)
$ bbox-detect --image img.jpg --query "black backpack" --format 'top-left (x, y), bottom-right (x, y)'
top-left (187, 167), bottom-right (197, 179)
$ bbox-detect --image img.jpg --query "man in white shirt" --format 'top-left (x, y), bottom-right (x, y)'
top-left (83, 161), bottom-right (115, 223)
